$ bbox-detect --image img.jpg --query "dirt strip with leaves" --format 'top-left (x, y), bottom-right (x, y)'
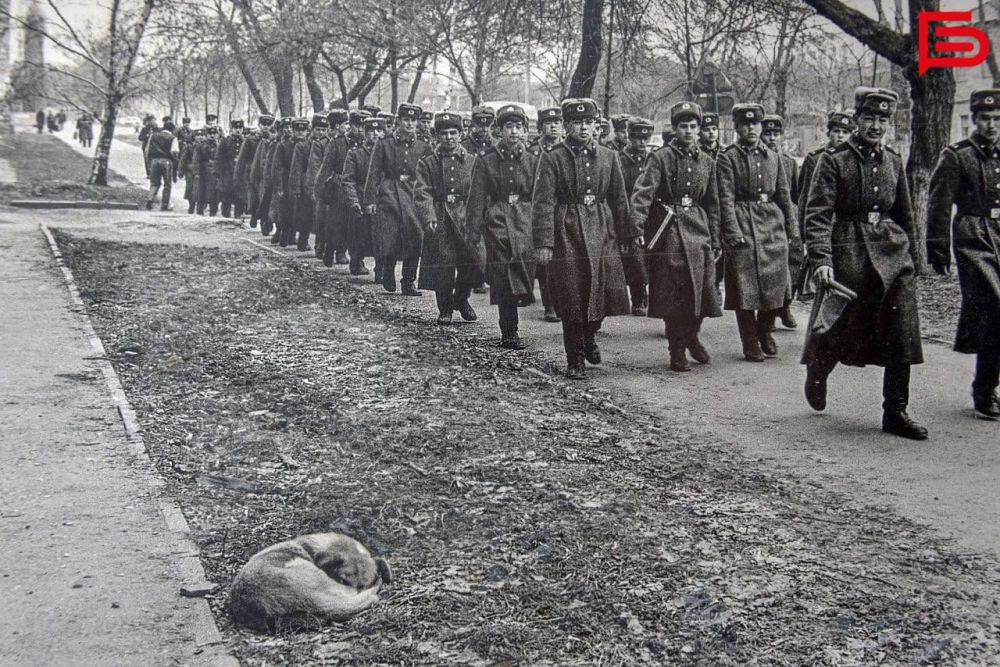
top-left (56, 231), bottom-right (999, 665)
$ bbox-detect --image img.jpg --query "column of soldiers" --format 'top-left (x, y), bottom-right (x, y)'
top-left (141, 84), bottom-right (1000, 440)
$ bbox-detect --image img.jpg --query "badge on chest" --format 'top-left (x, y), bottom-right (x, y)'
top-left (991, 208), bottom-right (1000, 220)
top-left (680, 194), bottom-right (693, 207)
top-left (867, 211), bottom-right (881, 225)
top-left (582, 194), bottom-right (596, 206)
top-left (508, 194), bottom-right (520, 205)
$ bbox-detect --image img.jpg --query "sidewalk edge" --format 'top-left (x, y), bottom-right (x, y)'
top-left (40, 223), bottom-right (240, 667)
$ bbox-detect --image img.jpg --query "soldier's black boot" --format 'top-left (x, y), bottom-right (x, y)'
top-left (499, 302), bottom-right (526, 350)
top-left (373, 258), bottom-right (384, 283)
top-left (335, 250), bottom-right (350, 265)
top-left (562, 321), bottom-right (586, 379)
top-left (544, 305), bottom-right (561, 322)
top-left (382, 258), bottom-right (398, 293)
top-left (435, 291), bottom-right (453, 325)
top-left (687, 318), bottom-right (710, 365)
top-left (454, 289), bottom-right (477, 322)
top-left (665, 317), bottom-right (691, 371)
top-left (401, 281), bottom-right (422, 297)
top-left (805, 360), bottom-right (832, 411)
top-left (881, 364), bottom-right (928, 440)
top-left (780, 303), bottom-right (798, 329)
top-left (973, 352), bottom-right (1000, 420)
top-left (631, 284), bottom-right (648, 316)
top-left (757, 310), bottom-right (778, 357)
top-left (737, 310), bottom-right (765, 362)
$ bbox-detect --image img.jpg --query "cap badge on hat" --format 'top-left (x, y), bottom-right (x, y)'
top-left (988, 96), bottom-right (995, 104)
top-left (682, 103), bottom-right (691, 110)
top-left (746, 111), bottom-right (753, 118)
top-left (577, 105), bottom-right (584, 112)
top-left (548, 110), bottom-right (556, 116)
top-left (879, 101), bottom-right (888, 110)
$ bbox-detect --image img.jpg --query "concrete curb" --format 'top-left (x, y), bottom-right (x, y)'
top-left (40, 223), bottom-right (240, 667)
top-left (12, 199), bottom-right (141, 210)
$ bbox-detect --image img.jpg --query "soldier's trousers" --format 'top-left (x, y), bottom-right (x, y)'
top-left (259, 188), bottom-right (274, 235)
top-left (535, 264), bottom-right (553, 308)
top-left (294, 194), bottom-right (314, 251)
top-left (809, 341), bottom-right (913, 412)
top-left (974, 348), bottom-right (1000, 396)
top-left (148, 158), bottom-right (172, 210)
top-left (664, 315), bottom-right (703, 356)
top-left (383, 255), bottom-right (418, 285)
top-left (219, 189), bottom-right (244, 219)
top-left (196, 169), bottom-right (218, 216)
top-left (561, 320), bottom-right (602, 364)
top-left (497, 297), bottom-right (520, 339)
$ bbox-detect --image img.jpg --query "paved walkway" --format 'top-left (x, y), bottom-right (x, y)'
top-left (0, 215), bottom-right (231, 665)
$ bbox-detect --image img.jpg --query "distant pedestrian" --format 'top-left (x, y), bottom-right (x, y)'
top-left (76, 113), bottom-right (94, 147)
top-left (35, 109), bottom-right (44, 133)
top-left (146, 119), bottom-right (177, 211)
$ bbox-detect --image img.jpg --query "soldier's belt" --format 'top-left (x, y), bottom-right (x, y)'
top-left (398, 174), bottom-right (412, 182)
top-left (444, 193), bottom-right (464, 203)
top-left (493, 194), bottom-right (523, 205)
top-left (957, 208), bottom-right (1000, 220)
top-left (578, 194), bottom-right (598, 206)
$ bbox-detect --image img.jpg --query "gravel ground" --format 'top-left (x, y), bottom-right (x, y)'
top-left (56, 230), bottom-right (1000, 665)
top-left (916, 273), bottom-right (962, 345)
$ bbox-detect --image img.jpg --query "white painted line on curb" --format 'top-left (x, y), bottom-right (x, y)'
top-left (40, 223), bottom-right (239, 667)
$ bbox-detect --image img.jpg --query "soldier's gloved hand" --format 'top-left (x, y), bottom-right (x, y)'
top-left (352, 203), bottom-right (363, 214)
top-left (427, 221), bottom-right (438, 233)
top-left (535, 247), bottom-right (553, 264)
top-left (814, 265), bottom-right (835, 287)
top-left (366, 204), bottom-right (377, 215)
top-left (713, 248), bottom-right (723, 262)
top-left (930, 259), bottom-right (951, 276)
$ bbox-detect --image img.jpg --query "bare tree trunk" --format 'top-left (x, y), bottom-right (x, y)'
top-left (90, 93), bottom-right (120, 186)
top-left (302, 56), bottom-right (324, 111)
top-left (978, 0), bottom-right (1000, 84)
top-left (569, 0), bottom-right (604, 97)
top-left (601, 0), bottom-right (614, 115)
top-left (407, 54), bottom-right (429, 103)
top-left (272, 61), bottom-right (295, 117)
top-left (215, 0), bottom-right (268, 113)
top-left (389, 48), bottom-right (399, 112)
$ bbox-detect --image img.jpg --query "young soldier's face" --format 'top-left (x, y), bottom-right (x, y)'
top-left (438, 128), bottom-right (461, 150)
top-left (628, 135), bottom-right (649, 151)
top-left (397, 117), bottom-right (417, 134)
top-left (699, 125), bottom-right (718, 143)
top-left (499, 121), bottom-right (525, 142)
top-left (855, 112), bottom-right (890, 146)
top-left (828, 127), bottom-right (851, 146)
top-left (541, 120), bottom-right (562, 139)
top-left (418, 120), bottom-right (431, 133)
top-left (761, 129), bottom-right (782, 150)
top-left (566, 118), bottom-right (597, 143)
top-left (974, 110), bottom-right (1000, 142)
top-left (675, 119), bottom-right (700, 146)
top-left (736, 121), bottom-right (761, 144)
top-left (293, 128), bottom-right (307, 140)
top-left (471, 122), bottom-right (489, 138)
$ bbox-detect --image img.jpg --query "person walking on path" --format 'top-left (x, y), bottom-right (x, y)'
top-left (532, 98), bottom-right (640, 379)
top-left (761, 113), bottom-right (802, 331)
top-left (415, 112), bottom-right (480, 325)
top-left (927, 88), bottom-right (1000, 421)
top-left (630, 102), bottom-right (722, 372)
top-left (145, 119), bottom-right (177, 211)
top-left (342, 115), bottom-right (383, 280)
top-left (716, 102), bottom-right (800, 363)
top-left (363, 103), bottom-right (433, 295)
top-left (214, 119), bottom-right (244, 219)
top-left (617, 115), bottom-right (653, 317)
top-left (802, 87), bottom-right (927, 441)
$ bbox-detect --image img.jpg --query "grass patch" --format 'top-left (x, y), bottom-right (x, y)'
top-left (0, 132), bottom-right (147, 205)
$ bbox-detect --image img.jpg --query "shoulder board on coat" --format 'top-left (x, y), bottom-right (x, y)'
top-left (947, 138), bottom-right (972, 152)
top-left (721, 143), bottom-right (741, 155)
top-left (807, 147), bottom-right (826, 157)
top-left (885, 144), bottom-right (901, 156)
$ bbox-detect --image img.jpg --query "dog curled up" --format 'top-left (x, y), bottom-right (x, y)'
top-left (230, 532), bottom-right (391, 632)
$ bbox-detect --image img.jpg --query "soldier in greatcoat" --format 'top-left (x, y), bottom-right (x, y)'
top-left (314, 108), bottom-right (352, 266)
top-left (462, 106), bottom-right (495, 157)
top-left (803, 87), bottom-right (927, 440)
top-left (699, 113), bottom-right (721, 158)
top-left (247, 114), bottom-right (275, 230)
top-left (364, 103), bottom-right (433, 295)
top-left (270, 118), bottom-right (306, 246)
top-left (193, 126), bottom-right (221, 216)
top-left (532, 98), bottom-right (640, 379)
top-left (303, 113), bottom-right (332, 257)
top-left (236, 116), bottom-right (266, 227)
top-left (180, 129), bottom-right (202, 214)
top-left (617, 116), bottom-right (653, 317)
top-left (466, 104), bottom-right (538, 348)
top-left (342, 115), bottom-right (383, 279)
top-left (797, 111), bottom-right (854, 226)
top-left (528, 107), bottom-right (565, 322)
top-left (927, 88), bottom-right (1000, 421)
top-left (214, 119), bottom-right (244, 218)
top-left (287, 114), bottom-right (323, 251)
top-left (631, 102), bottom-right (723, 372)
top-left (417, 111), bottom-right (434, 143)
top-left (609, 114), bottom-right (630, 153)
top-left (761, 114), bottom-right (802, 330)
top-left (415, 112), bottom-right (480, 325)
top-left (261, 118), bottom-right (287, 238)
top-left (716, 102), bottom-right (800, 362)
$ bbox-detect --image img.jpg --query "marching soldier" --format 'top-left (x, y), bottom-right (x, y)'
top-left (798, 111), bottom-right (854, 225)
top-left (176, 117), bottom-right (193, 154)
top-left (236, 115), bottom-right (266, 227)
top-left (927, 88), bottom-right (1000, 421)
top-left (314, 108), bottom-right (352, 266)
top-left (342, 114), bottom-right (383, 279)
top-left (415, 112), bottom-right (480, 324)
top-left (466, 104), bottom-right (538, 348)
top-left (247, 114), bottom-right (275, 229)
top-left (532, 98), bottom-right (640, 379)
top-left (377, 111), bottom-right (396, 132)
top-left (631, 102), bottom-right (722, 372)
top-left (698, 113), bottom-right (721, 158)
top-left (617, 116), bottom-right (652, 316)
top-left (528, 106), bottom-right (565, 322)
top-left (716, 103), bottom-right (799, 362)
top-left (262, 118), bottom-right (288, 238)
top-left (761, 113), bottom-right (802, 330)
top-left (597, 117), bottom-right (613, 146)
top-left (609, 114), bottom-right (631, 152)
top-left (180, 129), bottom-right (201, 214)
top-left (803, 87), bottom-right (927, 440)
top-left (214, 119), bottom-right (244, 218)
top-left (304, 113), bottom-right (332, 257)
top-left (462, 106), bottom-right (495, 157)
top-left (364, 103), bottom-right (433, 295)
top-left (271, 118), bottom-right (306, 246)
top-left (417, 111), bottom-right (434, 143)
top-left (287, 114), bottom-right (326, 251)
top-left (193, 125), bottom-right (221, 216)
